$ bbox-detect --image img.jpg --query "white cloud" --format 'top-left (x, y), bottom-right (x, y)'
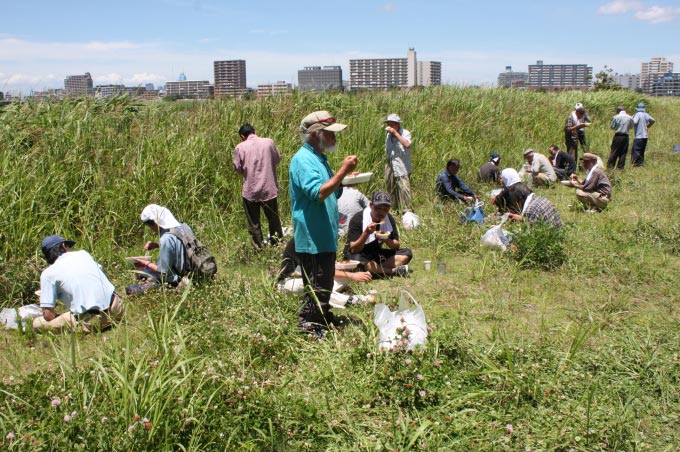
top-left (634, 6), bottom-right (680, 23)
top-left (597, 1), bottom-right (643, 14)
top-left (597, 1), bottom-right (680, 23)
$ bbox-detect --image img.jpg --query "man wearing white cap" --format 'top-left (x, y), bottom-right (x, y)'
top-left (290, 111), bottom-right (358, 336)
top-left (631, 103), bottom-right (655, 167)
top-left (384, 113), bottom-right (413, 213)
top-left (565, 103), bottom-right (588, 161)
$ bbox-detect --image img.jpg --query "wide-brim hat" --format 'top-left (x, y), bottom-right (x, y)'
top-left (300, 110), bottom-right (347, 133)
top-left (636, 103), bottom-right (645, 112)
top-left (580, 153), bottom-right (598, 162)
top-left (384, 113), bottom-right (402, 124)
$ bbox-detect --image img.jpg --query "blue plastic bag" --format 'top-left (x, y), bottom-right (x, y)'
top-left (460, 202), bottom-right (485, 224)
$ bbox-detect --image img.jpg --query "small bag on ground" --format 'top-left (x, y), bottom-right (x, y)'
top-left (481, 213), bottom-right (511, 250)
top-left (460, 201), bottom-right (485, 224)
top-left (374, 290), bottom-right (428, 351)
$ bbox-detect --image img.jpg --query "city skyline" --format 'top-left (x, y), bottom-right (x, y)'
top-left (2, 0), bottom-right (680, 94)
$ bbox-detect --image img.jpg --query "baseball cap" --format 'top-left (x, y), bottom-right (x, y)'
top-left (371, 191), bottom-right (392, 207)
top-left (384, 113), bottom-right (402, 123)
top-left (490, 152), bottom-right (501, 163)
top-left (580, 153), bottom-right (598, 162)
top-left (523, 149), bottom-right (535, 158)
top-left (300, 110), bottom-right (347, 134)
top-left (41, 235), bottom-right (75, 257)
top-left (637, 103), bottom-right (645, 112)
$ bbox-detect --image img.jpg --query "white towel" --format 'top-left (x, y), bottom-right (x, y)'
top-left (362, 207), bottom-right (393, 245)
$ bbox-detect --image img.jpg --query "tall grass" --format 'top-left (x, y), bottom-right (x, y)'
top-left (0, 88), bottom-right (679, 449)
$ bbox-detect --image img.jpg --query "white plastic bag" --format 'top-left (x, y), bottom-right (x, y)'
top-left (0, 304), bottom-right (42, 330)
top-left (402, 211), bottom-right (420, 230)
top-left (374, 290), bottom-right (427, 351)
top-left (481, 214), bottom-right (511, 251)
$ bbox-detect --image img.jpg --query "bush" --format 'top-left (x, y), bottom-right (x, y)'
top-left (511, 222), bottom-right (568, 270)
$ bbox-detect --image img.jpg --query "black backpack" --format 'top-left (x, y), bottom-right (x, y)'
top-left (167, 224), bottom-right (217, 282)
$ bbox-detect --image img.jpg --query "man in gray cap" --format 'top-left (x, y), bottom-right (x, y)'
top-left (607, 105), bottom-right (634, 169)
top-left (631, 103), bottom-right (655, 167)
top-left (384, 113), bottom-right (413, 213)
top-left (289, 111), bottom-right (358, 336)
top-left (34, 235), bottom-right (124, 332)
top-left (523, 149), bottom-right (557, 187)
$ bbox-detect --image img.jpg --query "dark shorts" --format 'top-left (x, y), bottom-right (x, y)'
top-left (347, 248), bottom-right (413, 267)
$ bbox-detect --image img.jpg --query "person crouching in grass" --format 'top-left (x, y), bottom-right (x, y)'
top-left (344, 191), bottom-right (413, 277)
top-left (34, 235), bottom-right (124, 333)
top-left (503, 184), bottom-right (563, 228)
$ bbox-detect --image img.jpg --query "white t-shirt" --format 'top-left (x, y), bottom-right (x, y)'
top-left (338, 187), bottom-right (369, 233)
top-left (40, 250), bottom-right (115, 315)
top-left (385, 128), bottom-right (412, 177)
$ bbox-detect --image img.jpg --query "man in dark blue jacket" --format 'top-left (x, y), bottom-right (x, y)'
top-left (435, 158), bottom-right (476, 204)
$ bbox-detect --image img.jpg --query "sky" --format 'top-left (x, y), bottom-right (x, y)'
top-left (2, 0), bottom-right (680, 94)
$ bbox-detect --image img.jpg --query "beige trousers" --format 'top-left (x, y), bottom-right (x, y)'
top-left (33, 294), bottom-right (125, 333)
top-left (575, 189), bottom-right (610, 210)
top-left (385, 163), bottom-right (413, 213)
top-left (531, 173), bottom-right (555, 188)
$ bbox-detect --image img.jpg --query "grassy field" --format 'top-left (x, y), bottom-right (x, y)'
top-left (0, 88), bottom-right (678, 450)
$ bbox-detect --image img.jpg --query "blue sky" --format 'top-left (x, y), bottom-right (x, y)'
top-left (2, 0), bottom-right (679, 93)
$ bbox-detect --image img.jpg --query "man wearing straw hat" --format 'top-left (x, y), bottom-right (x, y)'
top-left (290, 110), bottom-right (358, 337)
top-left (384, 113), bottom-right (413, 213)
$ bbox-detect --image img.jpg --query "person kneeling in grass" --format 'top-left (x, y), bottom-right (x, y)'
top-left (34, 235), bottom-right (124, 333)
top-left (277, 238), bottom-right (376, 309)
top-left (126, 204), bottom-right (192, 295)
top-left (345, 191), bottom-right (413, 277)
top-left (504, 184), bottom-right (563, 228)
top-left (435, 158), bottom-right (476, 204)
top-left (566, 152), bottom-right (612, 212)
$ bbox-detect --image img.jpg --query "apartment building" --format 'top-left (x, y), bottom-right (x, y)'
top-left (164, 80), bottom-right (213, 99)
top-left (417, 61), bottom-right (442, 86)
top-left (497, 66), bottom-right (529, 88)
top-left (64, 72), bottom-right (94, 97)
top-left (257, 81), bottom-right (292, 97)
top-left (527, 61), bottom-right (592, 90)
top-left (652, 71), bottom-right (680, 96)
top-left (214, 60), bottom-right (247, 98)
top-left (612, 73), bottom-right (640, 90)
top-left (641, 57), bottom-right (674, 94)
top-left (298, 66), bottom-right (343, 92)
top-left (349, 48), bottom-right (440, 90)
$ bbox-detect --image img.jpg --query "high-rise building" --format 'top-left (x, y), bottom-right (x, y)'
top-left (652, 71), bottom-right (680, 96)
top-left (164, 80), bottom-right (212, 99)
top-left (612, 73), bottom-right (640, 90)
top-left (257, 81), bottom-right (292, 97)
top-left (417, 61), bottom-right (442, 86)
top-left (641, 57), bottom-right (674, 94)
top-left (95, 85), bottom-right (125, 98)
top-left (297, 66), bottom-right (343, 92)
top-left (64, 72), bottom-right (94, 97)
top-left (497, 66), bottom-right (529, 88)
top-left (527, 61), bottom-right (592, 90)
top-left (214, 60), bottom-right (247, 98)
top-left (349, 48), bottom-right (441, 90)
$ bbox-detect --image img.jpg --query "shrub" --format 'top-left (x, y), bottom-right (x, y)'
top-left (511, 222), bottom-right (568, 270)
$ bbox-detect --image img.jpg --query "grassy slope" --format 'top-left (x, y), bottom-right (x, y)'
top-left (0, 89), bottom-right (678, 450)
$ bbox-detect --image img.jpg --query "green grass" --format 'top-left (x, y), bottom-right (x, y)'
top-left (0, 88), bottom-right (679, 450)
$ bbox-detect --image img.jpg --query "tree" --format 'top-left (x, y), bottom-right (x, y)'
top-left (593, 65), bottom-right (623, 91)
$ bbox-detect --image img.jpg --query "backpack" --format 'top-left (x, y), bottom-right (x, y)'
top-left (167, 224), bottom-right (217, 282)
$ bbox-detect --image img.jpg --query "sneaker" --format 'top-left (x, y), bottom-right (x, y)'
top-left (394, 265), bottom-right (409, 277)
top-left (298, 322), bottom-right (326, 339)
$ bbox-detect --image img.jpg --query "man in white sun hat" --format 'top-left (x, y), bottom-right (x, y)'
top-left (289, 110), bottom-right (358, 337)
top-left (384, 113), bottom-right (413, 213)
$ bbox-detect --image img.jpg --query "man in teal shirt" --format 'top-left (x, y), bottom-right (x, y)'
top-left (289, 110), bottom-right (358, 336)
